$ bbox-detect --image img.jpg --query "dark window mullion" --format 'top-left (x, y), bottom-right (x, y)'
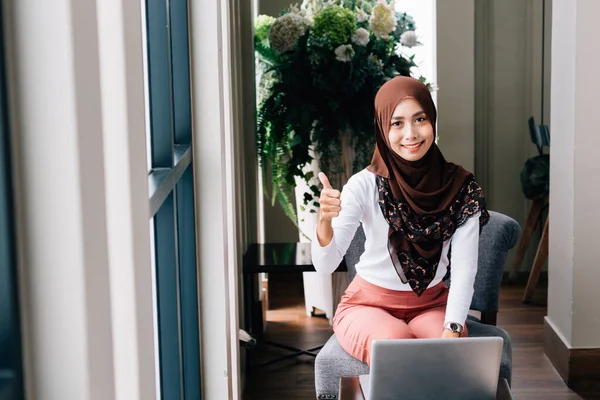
top-left (154, 193), bottom-right (184, 399)
top-left (167, 1), bottom-right (197, 394)
top-left (147, 0), bottom-right (185, 397)
top-left (146, 0), bottom-right (174, 168)
top-left (169, 0), bottom-right (192, 146)
top-left (147, 0), bottom-right (198, 398)
top-left (0, 5), bottom-right (24, 398)
top-left (176, 166), bottom-right (200, 400)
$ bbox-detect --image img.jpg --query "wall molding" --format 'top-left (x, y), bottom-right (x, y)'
top-left (544, 318), bottom-right (600, 390)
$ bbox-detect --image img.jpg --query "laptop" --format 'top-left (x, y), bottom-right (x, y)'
top-left (359, 337), bottom-right (504, 400)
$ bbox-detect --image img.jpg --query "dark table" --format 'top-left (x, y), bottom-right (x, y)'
top-left (243, 242), bottom-right (346, 367)
top-left (243, 242), bottom-right (347, 273)
top-left (339, 377), bottom-right (515, 400)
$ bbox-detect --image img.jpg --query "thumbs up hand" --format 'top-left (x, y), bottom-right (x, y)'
top-left (318, 172), bottom-right (342, 221)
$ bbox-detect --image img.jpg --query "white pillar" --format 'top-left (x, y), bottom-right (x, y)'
top-left (189, 0), bottom-right (237, 397)
top-left (8, 0), bottom-right (115, 399)
top-left (96, 0), bottom-right (158, 398)
top-left (8, 0), bottom-right (159, 398)
top-left (546, 0), bottom-right (600, 386)
top-left (547, 0), bottom-right (600, 350)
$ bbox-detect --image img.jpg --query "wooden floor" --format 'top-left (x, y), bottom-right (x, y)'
top-left (242, 273), bottom-right (600, 400)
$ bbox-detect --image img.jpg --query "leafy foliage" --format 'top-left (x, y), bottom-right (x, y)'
top-left (312, 6), bottom-right (357, 47)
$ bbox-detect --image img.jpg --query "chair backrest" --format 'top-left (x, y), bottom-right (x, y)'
top-left (528, 115), bottom-right (550, 154)
top-left (343, 211), bottom-right (520, 314)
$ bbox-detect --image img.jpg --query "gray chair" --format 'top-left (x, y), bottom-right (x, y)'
top-left (314, 211), bottom-right (521, 399)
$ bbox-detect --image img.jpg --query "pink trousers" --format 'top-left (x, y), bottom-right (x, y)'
top-left (332, 275), bottom-right (468, 366)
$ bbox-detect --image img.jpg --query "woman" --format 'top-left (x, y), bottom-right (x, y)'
top-left (311, 76), bottom-right (489, 366)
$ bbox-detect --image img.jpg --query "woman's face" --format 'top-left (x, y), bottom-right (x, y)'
top-left (388, 98), bottom-right (434, 162)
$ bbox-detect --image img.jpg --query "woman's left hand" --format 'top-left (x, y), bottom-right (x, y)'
top-left (441, 329), bottom-right (460, 339)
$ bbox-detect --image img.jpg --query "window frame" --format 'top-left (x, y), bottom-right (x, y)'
top-left (144, 0), bottom-right (201, 398)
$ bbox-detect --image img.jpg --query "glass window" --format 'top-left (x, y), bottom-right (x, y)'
top-left (143, 0), bottom-right (201, 398)
top-left (396, 0), bottom-right (436, 88)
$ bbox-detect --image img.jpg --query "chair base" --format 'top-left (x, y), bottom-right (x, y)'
top-left (250, 341), bottom-right (323, 368)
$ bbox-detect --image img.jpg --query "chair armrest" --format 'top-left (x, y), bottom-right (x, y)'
top-left (471, 212), bottom-right (521, 316)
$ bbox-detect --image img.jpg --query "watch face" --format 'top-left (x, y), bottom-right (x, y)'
top-left (450, 323), bottom-right (459, 331)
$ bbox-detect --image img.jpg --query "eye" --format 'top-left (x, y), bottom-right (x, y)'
top-left (415, 116), bottom-right (427, 123)
top-left (391, 121), bottom-right (403, 127)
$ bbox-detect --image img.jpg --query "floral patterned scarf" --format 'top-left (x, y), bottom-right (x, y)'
top-left (367, 76), bottom-right (489, 296)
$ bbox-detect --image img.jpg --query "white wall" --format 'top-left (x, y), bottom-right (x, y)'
top-left (473, 0), bottom-right (551, 271)
top-left (486, 0), bottom-right (538, 220)
top-left (436, 0), bottom-right (475, 173)
top-left (258, 0), bottom-right (288, 18)
top-left (547, 0), bottom-right (575, 346)
top-left (548, 0), bottom-right (600, 349)
top-left (571, 0), bottom-right (600, 347)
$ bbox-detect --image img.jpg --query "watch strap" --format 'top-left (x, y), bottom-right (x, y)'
top-left (444, 322), bottom-right (464, 333)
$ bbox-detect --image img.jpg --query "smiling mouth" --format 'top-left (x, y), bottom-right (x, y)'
top-left (402, 141), bottom-right (425, 151)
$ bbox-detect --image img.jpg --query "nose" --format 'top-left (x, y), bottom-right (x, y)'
top-left (404, 124), bottom-right (416, 140)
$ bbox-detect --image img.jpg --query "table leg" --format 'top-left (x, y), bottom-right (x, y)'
top-left (523, 217), bottom-right (549, 303)
top-left (509, 198), bottom-right (547, 282)
top-left (243, 273), bottom-right (261, 338)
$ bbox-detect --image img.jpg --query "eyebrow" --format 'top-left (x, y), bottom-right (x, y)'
top-left (391, 111), bottom-right (426, 121)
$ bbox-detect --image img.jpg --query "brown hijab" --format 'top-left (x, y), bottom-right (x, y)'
top-left (367, 76), bottom-right (489, 296)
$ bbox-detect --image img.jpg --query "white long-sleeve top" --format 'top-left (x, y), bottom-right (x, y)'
top-left (311, 168), bottom-right (480, 326)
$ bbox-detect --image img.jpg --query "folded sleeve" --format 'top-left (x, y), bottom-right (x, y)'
top-left (444, 211), bottom-right (481, 326)
top-left (311, 176), bottom-right (364, 275)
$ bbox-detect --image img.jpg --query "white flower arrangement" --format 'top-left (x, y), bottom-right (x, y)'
top-left (268, 12), bottom-right (312, 54)
top-left (369, 0), bottom-right (397, 40)
top-left (351, 27), bottom-right (370, 46)
top-left (356, 9), bottom-right (369, 23)
top-left (400, 30), bottom-right (418, 48)
top-left (334, 44), bottom-right (355, 62)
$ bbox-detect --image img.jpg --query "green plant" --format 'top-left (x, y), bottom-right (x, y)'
top-left (312, 6), bottom-right (356, 47)
top-left (255, 0), bottom-right (432, 226)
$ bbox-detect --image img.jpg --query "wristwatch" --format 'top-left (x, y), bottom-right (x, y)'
top-left (443, 322), bottom-right (464, 336)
